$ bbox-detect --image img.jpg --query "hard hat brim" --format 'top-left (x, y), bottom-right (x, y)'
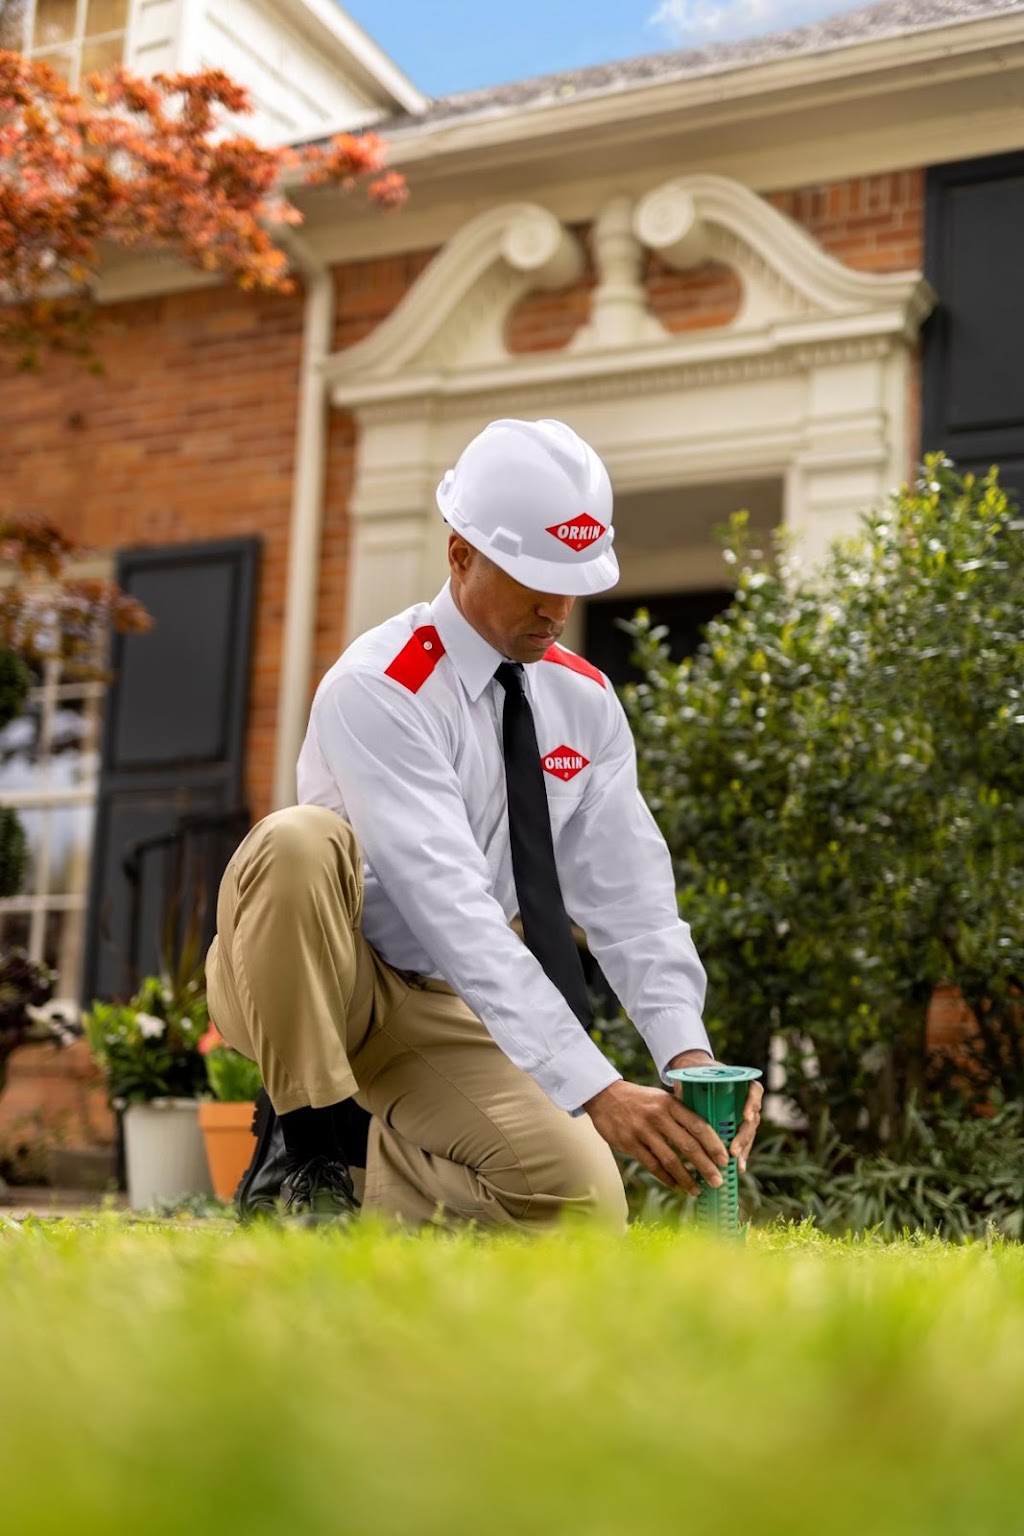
top-left (466, 536), bottom-right (620, 597)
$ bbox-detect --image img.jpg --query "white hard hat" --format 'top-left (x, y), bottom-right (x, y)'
top-left (436, 418), bottom-right (619, 597)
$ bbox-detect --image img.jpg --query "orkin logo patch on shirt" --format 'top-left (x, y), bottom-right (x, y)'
top-left (542, 745), bottom-right (590, 782)
top-left (545, 513), bottom-right (607, 552)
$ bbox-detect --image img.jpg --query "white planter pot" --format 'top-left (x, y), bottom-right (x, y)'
top-left (123, 1097), bottom-right (213, 1209)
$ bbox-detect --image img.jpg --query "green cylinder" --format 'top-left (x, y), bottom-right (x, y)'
top-left (664, 1064), bottom-right (762, 1235)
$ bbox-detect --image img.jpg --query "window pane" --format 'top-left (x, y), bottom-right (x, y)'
top-left (49, 696), bottom-right (101, 789)
top-left (0, 910), bottom-right (33, 954)
top-left (80, 33), bottom-right (125, 85)
top-left (0, 700), bottom-right (45, 794)
top-left (46, 907), bottom-right (88, 1000)
top-left (9, 808), bottom-right (46, 895)
top-left (0, 1), bottom-right (27, 48)
top-left (31, 45), bottom-right (76, 83)
top-left (0, 803), bottom-right (93, 901)
top-left (32, 0), bottom-right (77, 48)
top-left (84, 0), bottom-right (128, 36)
top-left (47, 804), bottom-right (95, 897)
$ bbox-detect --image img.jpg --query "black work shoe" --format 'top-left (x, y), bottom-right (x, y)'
top-left (235, 1091), bottom-right (289, 1220)
top-left (279, 1155), bottom-right (359, 1225)
top-left (234, 1090), bottom-right (372, 1222)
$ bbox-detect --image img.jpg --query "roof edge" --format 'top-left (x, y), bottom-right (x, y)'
top-left (279, 0), bottom-right (427, 117)
top-left (367, 6), bottom-right (1024, 161)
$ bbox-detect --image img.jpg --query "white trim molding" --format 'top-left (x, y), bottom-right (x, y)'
top-left (324, 175), bottom-right (935, 641)
top-left (326, 202), bottom-right (585, 385)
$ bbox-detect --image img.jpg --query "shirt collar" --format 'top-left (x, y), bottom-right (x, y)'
top-left (430, 581), bottom-right (506, 703)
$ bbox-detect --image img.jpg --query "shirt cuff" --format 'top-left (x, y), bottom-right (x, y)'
top-left (531, 1031), bottom-right (622, 1115)
top-left (641, 1007), bottom-right (714, 1086)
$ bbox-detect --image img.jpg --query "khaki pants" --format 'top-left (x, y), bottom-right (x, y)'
top-left (205, 807), bottom-right (627, 1231)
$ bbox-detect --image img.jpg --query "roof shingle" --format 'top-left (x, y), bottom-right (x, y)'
top-left (378, 0), bottom-right (1024, 131)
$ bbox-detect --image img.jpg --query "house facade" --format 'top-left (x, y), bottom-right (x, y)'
top-left (1, 0), bottom-right (1022, 1167)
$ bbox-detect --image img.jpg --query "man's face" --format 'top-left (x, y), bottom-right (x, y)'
top-left (448, 534), bottom-right (575, 664)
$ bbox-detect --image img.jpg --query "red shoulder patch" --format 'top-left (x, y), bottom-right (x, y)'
top-left (384, 625), bottom-right (445, 693)
top-left (541, 644), bottom-right (606, 689)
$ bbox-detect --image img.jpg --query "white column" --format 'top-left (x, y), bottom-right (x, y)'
top-left (784, 342), bottom-right (909, 568)
top-left (344, 406), bottom-right (440, 643)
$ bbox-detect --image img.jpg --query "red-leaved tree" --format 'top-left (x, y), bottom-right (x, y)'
top-left (0, 49), bottom-right (406, 367)
top-left (0, 43), bottom-right (406, 650)
top-left (0, 45), bottom-right (406, 1050)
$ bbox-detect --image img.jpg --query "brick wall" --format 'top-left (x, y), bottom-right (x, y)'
top-left (505, 225), bottom-right (596, 353)
top-left (647, 257), bottom-right (743, 333)
top-left (332, 249), bottom-right (436, 351)
top-left (766, 170), bottom-right (924, 273)
top-left (0, 1042), bottom-right (114, 1170)
top-left (0, 281), bottom-right (305, 824)
top-left (0, 249), bottom-right (442, 821)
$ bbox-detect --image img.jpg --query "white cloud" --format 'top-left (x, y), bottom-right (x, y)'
top-left (649, 0), bottom-right (866, 46)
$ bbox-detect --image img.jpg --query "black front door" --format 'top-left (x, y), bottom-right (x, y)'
top-left (82, 538), bottom-right (259, 1003)
top-left (584, 588), bottom-right (734, 689)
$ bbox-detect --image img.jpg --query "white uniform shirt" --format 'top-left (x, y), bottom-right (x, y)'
top-left (296, 580), bottom-right (710, 1114)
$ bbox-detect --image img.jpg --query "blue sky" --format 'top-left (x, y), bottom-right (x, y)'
top-left (340, 0), bottom-right (868, 97)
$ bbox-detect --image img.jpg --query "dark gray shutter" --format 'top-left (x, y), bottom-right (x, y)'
top-left (83, 538), bottom-right (260, 1003)
top-left (922, 151), bottom-right (1024, 496)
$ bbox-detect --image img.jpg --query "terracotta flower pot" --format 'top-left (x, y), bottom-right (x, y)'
top-left (198, 1099), bottom-right (257, 1202)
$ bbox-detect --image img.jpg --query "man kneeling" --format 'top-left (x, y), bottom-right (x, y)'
top-left (205, 420), bottom-right (762, 1227)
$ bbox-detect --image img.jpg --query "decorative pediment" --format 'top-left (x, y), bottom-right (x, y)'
top-left (324, 174), bottom-right (934, 411)
top-left (632, 174), bottom-right (934, 332)
top-left (323, 203), bottom-right (584, 395)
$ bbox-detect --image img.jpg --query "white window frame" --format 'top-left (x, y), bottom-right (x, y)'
top-left (0, 556), bottom-right (111, 1001)
top-left (23, 0), bottom-right (131, 90)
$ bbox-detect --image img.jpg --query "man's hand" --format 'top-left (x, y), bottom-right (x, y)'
top-left (666, 1049), bottom-right (764, 1174)
top-left (582, 1079), bottom-right (731, 1195)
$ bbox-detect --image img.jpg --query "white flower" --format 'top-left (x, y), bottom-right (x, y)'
top-left (136, 1012), bottom-right (165, 1040)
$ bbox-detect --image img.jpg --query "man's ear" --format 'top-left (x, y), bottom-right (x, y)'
top-left (448, 532), bottom-right (473, 580)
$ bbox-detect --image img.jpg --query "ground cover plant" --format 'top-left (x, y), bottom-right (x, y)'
top-left (1, 1216), bottom-right (1022, 1536)
top-left (599, 1006), bottom-right (1024, 1239)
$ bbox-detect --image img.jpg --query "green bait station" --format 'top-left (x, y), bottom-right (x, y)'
top-left (665, 1064), bottom-right (763, 1235)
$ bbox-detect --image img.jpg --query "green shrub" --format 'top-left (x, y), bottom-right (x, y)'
top-left (620, 1091), bottom-right (1023, 1241)
top-left (622, 456), bottom-right (1024, 1148)
top-left (0, 807), bottom-right (26, 900)
top-left (204, 1045), bottom-right (262, 1102)
top-left (0, 646), bottom-right (29, 728)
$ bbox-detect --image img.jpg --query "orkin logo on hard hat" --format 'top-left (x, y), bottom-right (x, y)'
top-left (436, 419), bottom-right (620, 598)
top-left (542, 745), bottom-right (589, 782)
top-left (546, 514), bottom-right (607, 552)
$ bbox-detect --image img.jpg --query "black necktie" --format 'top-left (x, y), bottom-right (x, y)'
top-left (495, 661), bottom-right (592, 1028)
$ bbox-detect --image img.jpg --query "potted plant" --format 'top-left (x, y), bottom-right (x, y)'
top-left (83, 973), bottom-right (211, 1208)
top-left (197, 1024), bottom-right (262, 1202)
top-left (0, 950), bottom-right (59, 1097)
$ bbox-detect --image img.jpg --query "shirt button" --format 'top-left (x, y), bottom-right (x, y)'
top-left (423, 641), bottom-right (433, 651)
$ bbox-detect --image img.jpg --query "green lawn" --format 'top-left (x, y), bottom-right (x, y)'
top-left (1, 1215), bottom-right (1022, 1536)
